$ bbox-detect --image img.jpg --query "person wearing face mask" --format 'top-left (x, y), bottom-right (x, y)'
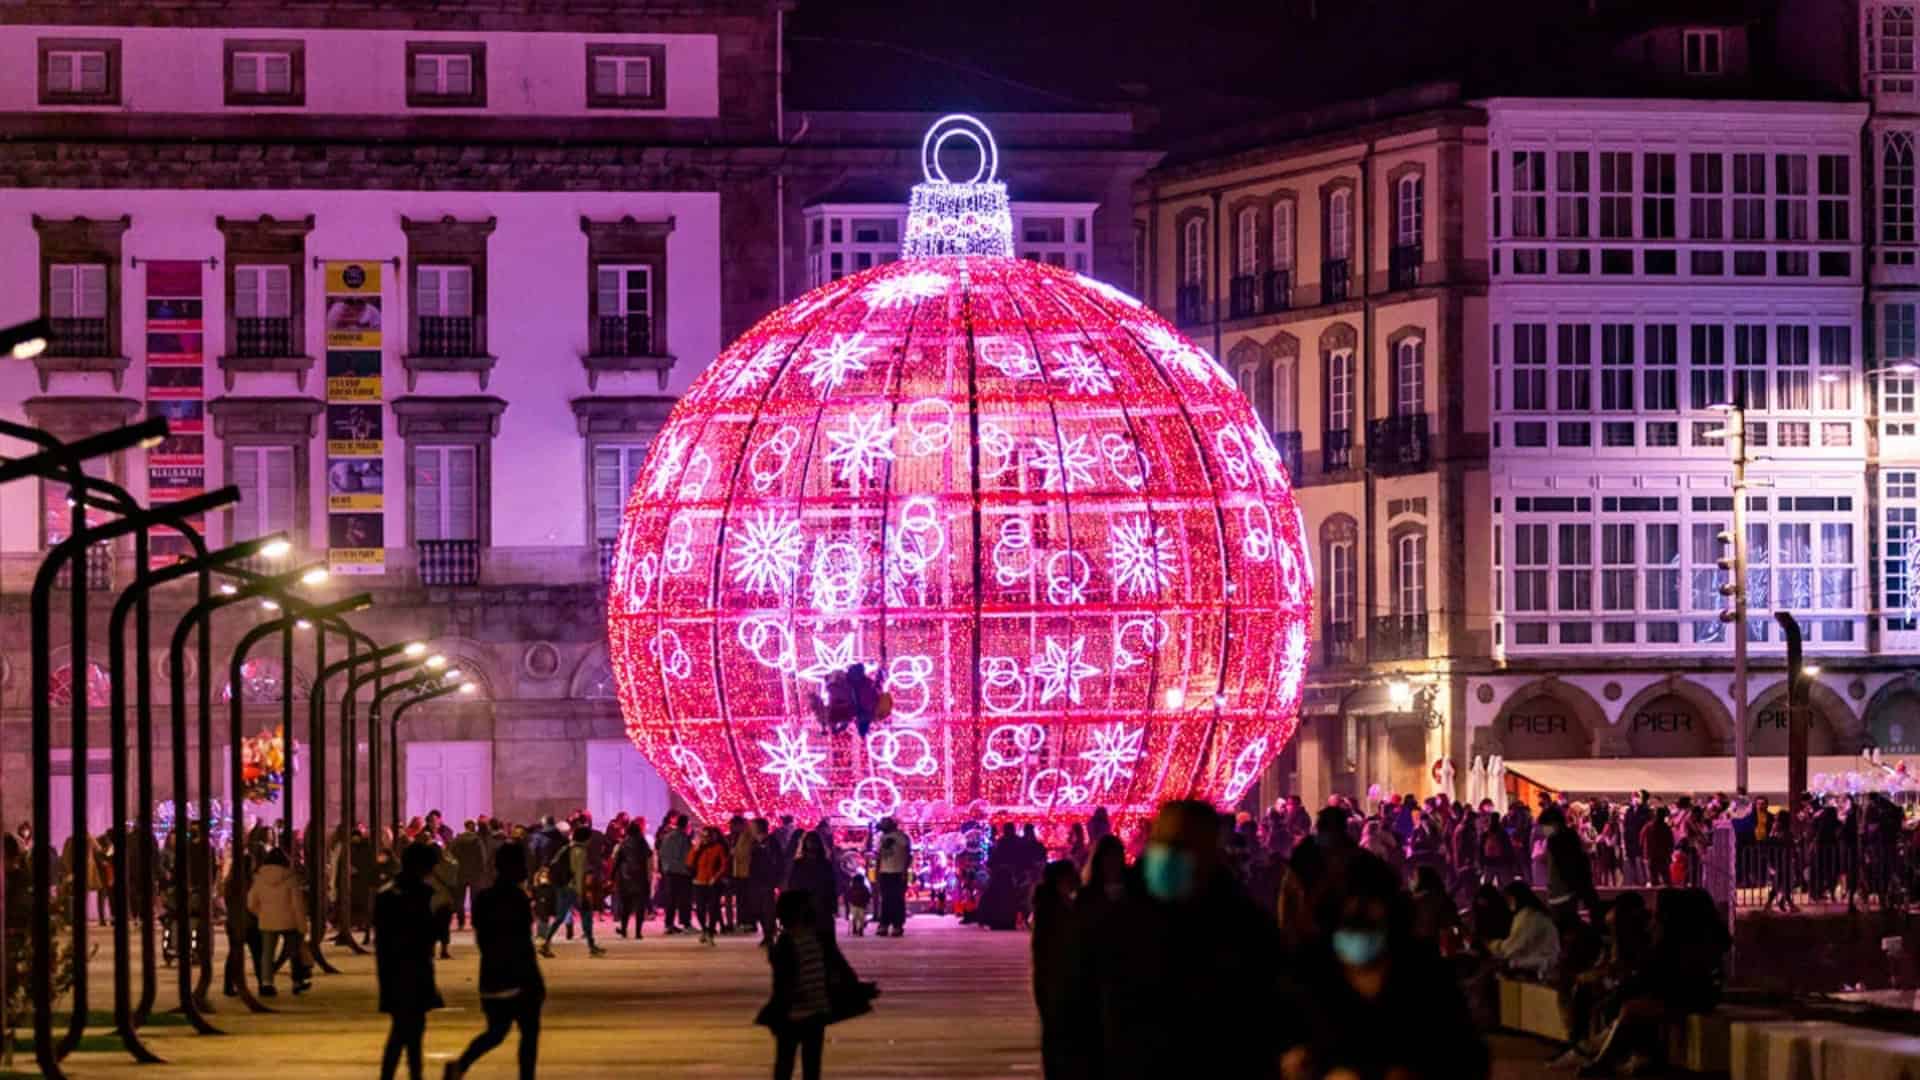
top-left (1275, 855), bottom-right (1489, 1080)
top-left (1067, 801), bottom-right (1283, 1080)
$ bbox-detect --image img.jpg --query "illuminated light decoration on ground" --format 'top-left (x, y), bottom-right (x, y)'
top-left (610, 115), bottom-right (1312, 828)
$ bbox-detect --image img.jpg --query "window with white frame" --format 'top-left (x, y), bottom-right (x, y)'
top-left (1733, 324), bottom-right (1769, 410)
top-left (1327, 189), bottom-right (1352, 260)
top-left (1598, 151), bottom-right (1632, 238)
top-left (1512, 152), bottom-right (1546, 239)
top-left (1819, 155), bottom-right (1851, 241)
top-left (595, 265), bottom-right (651, 320)
top-left (412, 52), bottom-right (473, 98)
top-left (1555, 151), bottom-right (1590, 239)
top-left (1871, 5), bottom-right (1918, 89)
top-left (1512, 522), bottom-right (1549, 613)
top-left (1645, 324), bottom-right (1679, 412)
top-left (1819, 326), bottom-right (1852, 410)
top-left (1182, 216), bottom-right (1207, 286)
top-left (1886, 469), bottom-right (1919, 631)
top-left (806, 213), bottom-right (899, 287)
top-left (416, 265), bottom-right (473, 318)
top-left (1512, 323), bottom-right (1547, 411)
top-left (1601, 324), bottom-right (1635, 412)
top-left (1642, 153), bottom-right (1677, 239)
top-left (593, 53), bottom-right (650, 99)
top-left (1555, 324), bottom-right (1592, 412)
top-left (230, 49), bottom-right (292, 96)
top-left (49, 263), bottom-right (108, 320)
top-left (1395, 531), bottom-right (1427, 616)
top-left (1886, 302), bottom-right (1919, 438)
top-left (1776, 326), bottom-right (1812, 411)
top-left (1394, 336), bottom-right (1424, 417)
top-left (1396, 174), bottom-right (1423, 250)
top-left (1326, 537), bottom-right (1355, 630)
top-left (1886, 134), bottom-right (1917, 254)
top-left (1683, 29), bottom-right (1723, 76)
top-left (1556, 522), bottom-right (1592, 614)
top-left (234, 265), bottom-right (291, 319)
top-left (230, 444), bottom-right (296, 543)
top-left (1235, 207), bottom-right (1259, 277)
top-left (1016, 214), bottom-right (1092, 272)
top-left (1689, 324), bottom-right (1727, 409)
top-left (1689, 153), bottom-right (1724, 239)
top-left (1271, 201), bottom-right (1294, 272)
top-left (1732, 152), bottom-right (1767, 241)
top-left (44, 47), bottom-right (110, 96)
top-left (1326, 349), bottom-right (1354, 433)
top-left (592, 443), bottom-right (647, 541)
top-left (412, 444), bottom-right (477, 541)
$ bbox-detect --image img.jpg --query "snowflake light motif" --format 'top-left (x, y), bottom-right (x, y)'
top-left (722, 341), bottom-right (787, 400)
top-left (1029, 635), bottom-right (1100, 706)
top-left (1139, 323), bottom-right (1234, 388)
top-left (798, 633), bottom-right (860, 689)
top-left (824, 410), bottom-right (899, 491)
top-left (729, 509), bottom-right (804, 596)
top-left (800, 332), bottom-right (879, 392)
top-left (1051, 344), bottom-right (1116, 396)
top-left (1079, 722), bottom-right (1145, 793)
top-left (864, 270), bottom-right (949, 309)
top-left (1031, 433), bottom-right (1098, 492)
top-left (1110, 517), bottom-right (1176, 599)
top-left (758, 725), bottom-right (829, 800)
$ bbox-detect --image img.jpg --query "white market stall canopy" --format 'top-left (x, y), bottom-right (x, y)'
top-left (1504, 756), bottom-right (1868, 799)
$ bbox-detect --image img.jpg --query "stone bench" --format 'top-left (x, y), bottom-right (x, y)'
top-left (1497, 975), bottom-right (1765, 1074)
top-left (1727, 1019), bottom-right (1920, 1080)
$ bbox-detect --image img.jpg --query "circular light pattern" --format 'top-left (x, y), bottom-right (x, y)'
top-left (610, 254), bottom-right (1313, 829)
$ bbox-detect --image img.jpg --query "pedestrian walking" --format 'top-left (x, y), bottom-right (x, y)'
top-left (448, 820), bottom-right (487, 931)
top-left (537, 817), bottom-right (607, 958)
top-left (1030, 860), bottom-right (1081, 1080)
top-left (874, 816), bottom-right (912, 937)
top-left (658, 813), bottom-right (694, 934)
top-left (246, 847), bottom-right (311, 997)
top-left (787, 832), bottom-right (840, 935)
top-left (692, 824), bottom-right (730, 945)
top-left (757, 889), bottom-right (878, 1080)
top-left (430, 842), bottom-right (460, 960)
top-left (612, 818), bottom-right (653, 939)
top-left (443, 843), bottom-right (544, 1080)
top-left (375, 842), bottom-right (445, 1080)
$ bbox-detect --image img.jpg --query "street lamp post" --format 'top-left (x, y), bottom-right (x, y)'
top-left (388, 681), bottom-right (480, 843)
top-left (340, 652), bottom-right (444, 919)
top-left (1713, 404), bottom-right (1752, 796)
top-left (371, 670), bottom-right (462, 843)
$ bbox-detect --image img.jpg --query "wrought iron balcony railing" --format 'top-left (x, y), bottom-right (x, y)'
top-left (233, 316), bottom-right (295, 358)
top-left (1322, 427), bottom-right (1353, 472)
top-left (415, 315), bottom-right (478, 358)
top-left (1369, 614), bottom-right (1430, 662)
top-left (418, 539), bottom-right (480, 586)
top-left (1321, 259), bottom-right (1351, 305)
top-left (1176, 284), bottom-right (1208, 326)
top-left (1229, 275), bottom-right (1258, 319)
top-left (1366, 413), bottom-right (1432, 474)
top-left (595, 314), bottom-right (654, 357)
top-left (47, 317), bottom-right (110, 357)
top-left (1388, 244), bottom-right (1423, 291)
top-left (1263, 269), bottom-right (1292, 312)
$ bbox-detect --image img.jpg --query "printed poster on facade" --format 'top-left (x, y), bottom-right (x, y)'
top-left (145, 261), bottom-right (206, 568)
top-left (324, 261), bottom-right (385, 573)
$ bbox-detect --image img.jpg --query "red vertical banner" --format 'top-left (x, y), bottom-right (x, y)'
top-left (145, 261), bottom-right (206, 567)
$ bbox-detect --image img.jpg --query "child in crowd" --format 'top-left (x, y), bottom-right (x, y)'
top-left (845, 872), bottom-right (872, 937)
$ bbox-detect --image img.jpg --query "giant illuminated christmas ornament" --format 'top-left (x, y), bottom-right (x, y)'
top-left (609, 116), bottom-right (1312, 829)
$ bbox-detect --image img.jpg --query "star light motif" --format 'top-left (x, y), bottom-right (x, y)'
top-left (824, 410), bottom-right (898, 491)
top-left (800, 332), bottom-right (878, 392)
top-left (644, 433), bottom-right (691, 498)
top-left (1079, 722), bottom-right (1145, 793)
top-left (1029, 635), bottom-right (1100, 706)
top-left (864, 270), bottom-right (949, 309)
top-left (722, 341), bottom-right (786, 399)
top-left (729, 509), bottom-right (803, 596)
top-left (1110, 517), bottom-right (1177, 599)
top-left (1139, 324), bottom-right (1234, 388)
top-left (758, 725), bottom-right (829, 800)
top-left (1051, 344), bottom-right (1115, 396)
top-left (1031, 433), bottom-right (1098, 492)
top-left (797, 633), bottom-right (859, 688)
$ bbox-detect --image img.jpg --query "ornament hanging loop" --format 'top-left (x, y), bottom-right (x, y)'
top-left (921, 114), bottom-right (998, 186)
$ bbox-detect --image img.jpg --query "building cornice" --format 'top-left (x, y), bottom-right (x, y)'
top-left (0, 2), bottom-right (776, 33)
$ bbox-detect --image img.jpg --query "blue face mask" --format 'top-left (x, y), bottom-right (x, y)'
top-left (1332, 928), bottom-right (1389, 968)
top-left (1141, 842), bottom-right (1195, 902)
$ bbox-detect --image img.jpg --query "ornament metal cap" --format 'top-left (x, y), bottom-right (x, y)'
top-left (902, 114), bottom-right (1013, 259)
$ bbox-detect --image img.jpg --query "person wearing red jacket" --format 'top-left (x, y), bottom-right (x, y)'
top-left (691, 826), bottom-right (731, 945)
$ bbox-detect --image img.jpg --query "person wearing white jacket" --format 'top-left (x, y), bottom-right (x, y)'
top-left (1489, 881), bottom-right (1560, 981)
top-left (247, 848), bottom-right (310, 996)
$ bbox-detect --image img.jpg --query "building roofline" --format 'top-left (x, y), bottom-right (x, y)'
top-left (1476, 96), bottom-right (1869, 116)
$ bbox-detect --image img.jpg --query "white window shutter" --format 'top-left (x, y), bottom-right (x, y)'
top-left (413, 446), bottom-right (443, 542)
top-left (265, 447), bottom-right (296, 536)
top-left (264, 266), bottom-right (291, 317)
top-left (48, 53), bottom-right (73, 93)
top-left (447, 446), bottom-right (477, 539)
top-left (264, 54), bottom-right (290, 94)
top-left (416, 269), bottom-right (441, 317)
top-left (232, 448), bottom-right (262, 538)
top-left (234, 54), bottom-right (257, 91)
top-left (78, 266), bottom-right (107, 318)
top-left (235, 268), bottom-right (259, 319)
top-left (78, 53), bottom-right (106, 93)
top-left (50, 266), bottom-right (76, 319)
top-left (627, 267), bottom-right (651, 319)
top-left (446, 267), bottom-right (472, 317)
top-left (596, 268), bottom-right (622, 317)
top-left (446, 56), bottom-right (471, 95)
top-left (594, 58), bottom-right (618, 96)
top-left (412, 56), bottom-right (436, 95)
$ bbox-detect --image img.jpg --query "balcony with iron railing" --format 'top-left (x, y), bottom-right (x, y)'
top-left (232, 316), bottom-right (295, 358)
top-left (1366, 413), bottom-right (1431, 474)
top-left (1263, 269), bottom-right (1292, 313)
top-left (598, 537), bottom-right (617, 583)
top-left (1369, 613), bottom-right (1429, 662)
top-left (1322, 620), bottom-right (1356, 664)
top-left (596, 314), bottom-right (654, 357)
top-left (47, 318), bottom-right (110, 357)
top-left (1388, 245), bottom-right (1422, 291)
top-left (1321, 259), bottom-right (1351, 305)
top-left (414, 315), bottom-right (478, 358)
top-left (1176, 284), bottom-right (1208, 326)
top-left (418, 539), bottom-right (480, 586)
top-left (1229, 275), bottom-right (1258, 319)
top-left (53, 541), bottom-right (114, 591)
top-left (1322, 427), bottom-right (1353, 473)
top-left (1270, 430), bottom-right (1303, 482)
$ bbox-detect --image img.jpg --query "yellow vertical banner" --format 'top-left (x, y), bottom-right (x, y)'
top-left (324, 261), bottom-right (386, 573)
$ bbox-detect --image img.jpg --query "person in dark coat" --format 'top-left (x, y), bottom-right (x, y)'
top-left (757, 888), bottom-right (877, 1080)
top-left (786, 831), bottom-right (839, 934)
top-left (1069, 800), bottom-right (1287, 1080)
top-left (1640, 807), bottom-right (1675, 887)
top-left (748, 817), bottom-right (783, 945)
top-left (1621, 792), bottom-right (1651, 887)
top-left (847, 662), bottom-right (880, 737)
top-left (1030, 860), bottom-right (1084, 1080)
top-left (374, 842), bottom-right (444, 1080)
top-left (611, 819), bottom-right (653, 939)
top-left (444, 843), bottom-right (544, 1080)
top-left (1541, 807), bottom-right (1599, 915)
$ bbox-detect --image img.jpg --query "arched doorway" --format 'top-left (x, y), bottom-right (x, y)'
top-left (1494, 683), bottom-right (1598, 759)
top-left (1867, 684), bottom-right (1920, 754)
top-left (1748, 682), bottom-right (1843, 755)
top-left (1624, 692), bottom-right (1717, 757)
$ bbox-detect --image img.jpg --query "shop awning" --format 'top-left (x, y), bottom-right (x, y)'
top-left (1503, 756), bottom-right (1866, 799)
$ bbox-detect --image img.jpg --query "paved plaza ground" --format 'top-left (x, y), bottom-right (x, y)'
top-left (33, 917), bottom-right (1558, 1078)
